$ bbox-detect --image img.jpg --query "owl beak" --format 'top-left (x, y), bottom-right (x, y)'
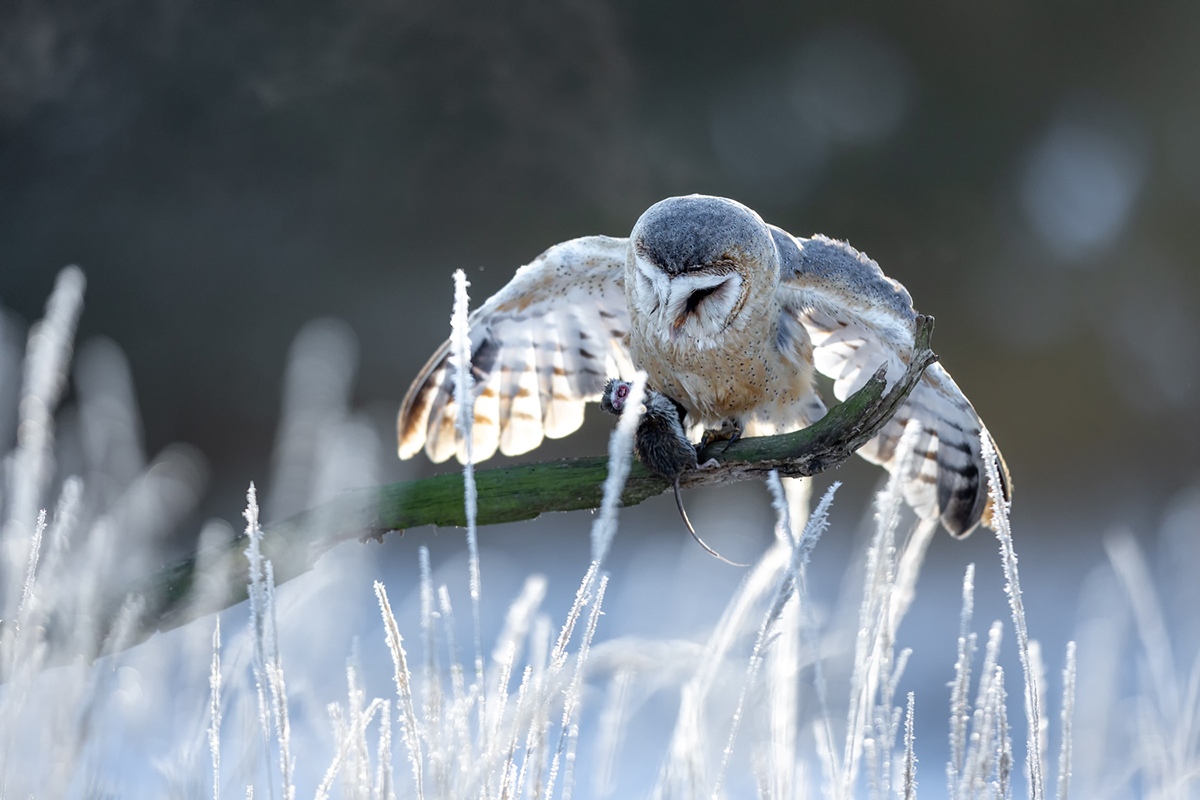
top-left (668, 312), bottom-right (688, 342)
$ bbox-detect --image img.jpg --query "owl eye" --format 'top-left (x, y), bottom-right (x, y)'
top-left (685, 283), bottom-right (721, 315)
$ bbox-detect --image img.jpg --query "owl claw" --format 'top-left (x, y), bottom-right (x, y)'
top-left (699, 419), bottom-right (744, 453)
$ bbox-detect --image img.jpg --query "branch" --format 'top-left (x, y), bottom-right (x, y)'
top-left (57, 316), bottom-right (938, 665)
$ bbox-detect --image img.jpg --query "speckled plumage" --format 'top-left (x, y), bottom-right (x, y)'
top-left (625, 197), bottom-right (823, 436)
top-left (398, 194), bottom-right (1010, 537)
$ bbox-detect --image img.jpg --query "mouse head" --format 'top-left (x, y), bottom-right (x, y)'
top-left (600, 378), bottom-right (632, 416)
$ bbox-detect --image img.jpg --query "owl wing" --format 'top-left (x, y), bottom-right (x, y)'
top-left (398, 235), bottom-right (636, 464)
top-left (771, 229), bottom-right (1010, 537)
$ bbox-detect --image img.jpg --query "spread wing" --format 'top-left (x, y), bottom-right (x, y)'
top-left (772, 230), bottom-right (1011, 537)
top-left (398, 235), bottom-right (635, 464)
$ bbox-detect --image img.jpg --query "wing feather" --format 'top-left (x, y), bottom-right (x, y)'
top-left (497, 341), bottom-right (543, 456)
top-left (543, 321), bottom-right (583, 439)
top-left (470, 368), bottom-right (502, 462)
top-left (775, 231), bottom-right (1011, 537)
top-left (397, 341), bottom-right (450, 460)
top-left (398, 236), bottom-right (634, 464)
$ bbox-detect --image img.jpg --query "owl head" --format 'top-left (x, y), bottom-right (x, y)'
top-left (627, 194), bottom-right (780, 348)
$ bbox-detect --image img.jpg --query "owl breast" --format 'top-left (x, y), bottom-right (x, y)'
top-left (627, 300), bottom-right (814, 430)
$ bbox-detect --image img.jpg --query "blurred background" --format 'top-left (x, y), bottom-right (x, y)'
top-left (3, 0), bottom-right (1199, 523)
top-left (1, 2), bottom-right (1198, 797)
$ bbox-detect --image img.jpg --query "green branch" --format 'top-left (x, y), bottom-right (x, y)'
top-left (73, 316), bottom-right (938, 664)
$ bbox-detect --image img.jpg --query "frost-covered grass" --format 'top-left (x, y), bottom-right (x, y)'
top-left (0, 268), bottom-right (1197, 798)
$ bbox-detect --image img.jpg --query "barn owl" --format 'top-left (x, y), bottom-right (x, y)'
top-left (398, 195), bottom-right (1009, 537)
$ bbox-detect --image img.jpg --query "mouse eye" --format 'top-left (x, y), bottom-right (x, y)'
top-left (616, 384), bottom-right (629, 399)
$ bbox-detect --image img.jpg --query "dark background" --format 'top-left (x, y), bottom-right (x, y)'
top-left (2, 0), bottom-right (1199, 541)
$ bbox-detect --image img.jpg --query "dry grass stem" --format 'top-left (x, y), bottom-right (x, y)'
top-left (589, 371), bottom-right (647, 566)
top-left (1056, 641), bottom-right (1076, 800)
top-left (375, 580), bottom-right (426, 800)
top-left (210, 618), bottom-right (222, 800)
top-left (981, 426), bottom-right (1044, 800)
top-left (902, 692), bottom-right (917, 800)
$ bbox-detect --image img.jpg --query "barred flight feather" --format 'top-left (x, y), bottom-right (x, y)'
top-left (778, 233), bottom-right (1011, 537)
top-left (397, 236), bottom-right (634, 465)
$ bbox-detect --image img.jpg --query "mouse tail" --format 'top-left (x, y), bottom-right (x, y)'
top-left (673, 477), bottom-right (747, 567)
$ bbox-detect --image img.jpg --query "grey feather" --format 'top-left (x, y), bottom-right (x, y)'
top-left (633, 195), bottom-right (775, 274)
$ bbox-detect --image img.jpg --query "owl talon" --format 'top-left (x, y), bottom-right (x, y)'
top-left (699, 419), bottom-right (744, 452)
